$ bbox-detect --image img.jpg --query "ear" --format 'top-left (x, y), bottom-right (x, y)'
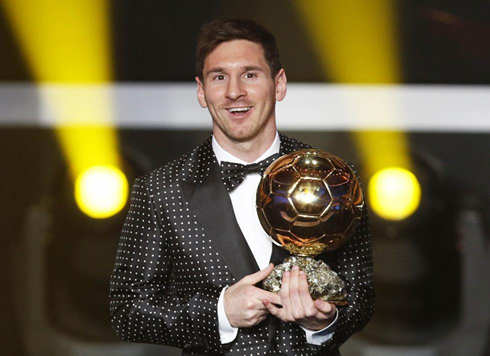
top-left (275, 69), bottom-right (287, 102)
top-left (195, 76), bottom-right (208, 108)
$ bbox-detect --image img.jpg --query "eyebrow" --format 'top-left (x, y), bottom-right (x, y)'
top-left (205, 65), bottom-right (265, 77)
top-left (206, 67), bottom-right (224, 75)
top-left (243, 65), bottom-right (263, 72)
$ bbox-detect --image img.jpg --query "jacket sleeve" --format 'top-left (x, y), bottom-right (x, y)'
top-left (322, 207), bottom-right (375, 352)
top-left (314, 162), bottom-right (376, 354)
top-left (109, 176), bottom-right (225, 354)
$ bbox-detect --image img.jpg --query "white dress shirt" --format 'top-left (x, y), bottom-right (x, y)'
top-left (212, 132), bottom-right (337, 345)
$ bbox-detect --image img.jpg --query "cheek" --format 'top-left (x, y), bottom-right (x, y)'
top-left (256, 86), bottom-right (276, 102)
top-left (204, 91), bottom-right (223, 107)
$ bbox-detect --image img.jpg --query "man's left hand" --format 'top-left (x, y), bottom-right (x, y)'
top-left (262, 265), bottom-right (336, 331)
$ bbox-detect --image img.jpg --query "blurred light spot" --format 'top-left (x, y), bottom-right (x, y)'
top-left (75, 165), bottom-right (128, 219)
top-left (369, 167), bottom-right (421, 221)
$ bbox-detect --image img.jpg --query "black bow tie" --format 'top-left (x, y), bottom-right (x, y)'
top-left (220, 153), bottom-right (280, 193)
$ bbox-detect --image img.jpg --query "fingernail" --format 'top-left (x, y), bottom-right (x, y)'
top-left (292, 266), bottom-right (299, 271)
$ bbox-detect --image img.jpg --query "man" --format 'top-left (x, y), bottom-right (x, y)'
top-left (110, 18), bottom-right (374, 355)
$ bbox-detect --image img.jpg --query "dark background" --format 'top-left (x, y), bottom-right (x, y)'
top-left (1, 1), bottom-right (489, 355)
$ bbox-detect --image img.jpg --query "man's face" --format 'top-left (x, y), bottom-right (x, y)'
top-left (196, 40), bottom-right (286, 144)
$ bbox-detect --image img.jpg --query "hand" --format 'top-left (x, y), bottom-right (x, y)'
top-left (262, 265), bottom-right (336, 331)
top-left (224, 263), bottom-right (282, 328)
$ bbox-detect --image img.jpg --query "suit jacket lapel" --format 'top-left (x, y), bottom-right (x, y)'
top-left (181, 140), bottom-right (259, 282)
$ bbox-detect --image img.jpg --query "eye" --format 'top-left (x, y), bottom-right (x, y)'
top-left (214, 74), bottom-right (225, 81)
top-left (244, 72), bottom-right (257, 79)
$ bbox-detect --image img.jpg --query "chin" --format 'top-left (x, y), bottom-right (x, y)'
top-left (221, 125), bottom-right (253, 142)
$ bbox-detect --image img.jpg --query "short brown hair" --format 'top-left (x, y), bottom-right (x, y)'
top-left (196, 18), bottom-right (282, 81)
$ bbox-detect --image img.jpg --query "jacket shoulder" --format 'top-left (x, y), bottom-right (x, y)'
top-left (135, 137), bottom-right (214, 190)
top-left (279, 133), bottom-right (312, 153)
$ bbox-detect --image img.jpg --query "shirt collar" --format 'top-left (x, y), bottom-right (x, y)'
top-left (212, 131), bottom-right (280, 165)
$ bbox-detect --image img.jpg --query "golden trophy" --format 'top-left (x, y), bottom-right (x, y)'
top-left (256, 149), bottom-right (364, 305)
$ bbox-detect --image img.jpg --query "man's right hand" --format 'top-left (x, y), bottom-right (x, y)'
top-left (224, 263), bottom-right (282, 328)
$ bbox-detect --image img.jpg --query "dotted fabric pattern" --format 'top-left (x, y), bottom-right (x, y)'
top-left (109, 133), bottom-right (375, 355)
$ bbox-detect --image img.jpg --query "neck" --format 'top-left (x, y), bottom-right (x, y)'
top-left (214, 126), bottom-right (277, 163)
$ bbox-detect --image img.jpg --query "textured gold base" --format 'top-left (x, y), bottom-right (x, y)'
top-left (263, 256), bottom-right (348, 305)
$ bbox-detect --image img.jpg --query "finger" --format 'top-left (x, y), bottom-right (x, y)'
top-left (314, 299), bottom-right (336, 318)
top-left (298, 270), bottom-right (316, 316)
top-left (241, 263), bottom-right (274, 285)
top-left (251, 296), bottom-right (281, 311)
top-left (289, 266), bottom-right (304, 319)
top-left (237, 290), bottom-right (272, 311)
top-left (237, 284), bottom-right (282, 306)
top-left (251, 302), bottom-right (271, 311)
top-left (263, 299), bottom-right (286, 321)
top-left (280, 270), bottom-right (293, 320)
top-left (256, 290), bottom-right (282, 306)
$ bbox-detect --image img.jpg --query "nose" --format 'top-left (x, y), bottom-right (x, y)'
top-left (225, 77), bottom-right (246, 101)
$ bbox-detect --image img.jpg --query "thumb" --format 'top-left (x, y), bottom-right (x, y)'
top-left (241, 263), bottom-right (274, 285)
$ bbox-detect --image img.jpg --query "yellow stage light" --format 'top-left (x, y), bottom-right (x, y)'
top-left (368, 167), bottom-right (421, 221)
top-left (294, 0), bottom-right (413, 198)
top-left (75, 165), bottom-right (129, 219)
top-left (1, 0), bottom-right (111, 83)
top-left (2, 0), bottom-right (129, 218)
top-left (294, 0), bottom-right (400, 83)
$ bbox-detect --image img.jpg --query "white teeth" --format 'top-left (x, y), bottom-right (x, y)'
top-left (228, 107), bottom-right (251, 113)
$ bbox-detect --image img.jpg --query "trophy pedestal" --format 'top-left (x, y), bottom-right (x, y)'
top-left (263, 256), bottom-right (348, 306)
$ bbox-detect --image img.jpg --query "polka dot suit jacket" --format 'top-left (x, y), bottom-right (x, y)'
top-left (110, 133), bottom-right (375, 355)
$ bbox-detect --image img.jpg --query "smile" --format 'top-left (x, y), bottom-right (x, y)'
top-left (226, 107), bottom-right (252, 113)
